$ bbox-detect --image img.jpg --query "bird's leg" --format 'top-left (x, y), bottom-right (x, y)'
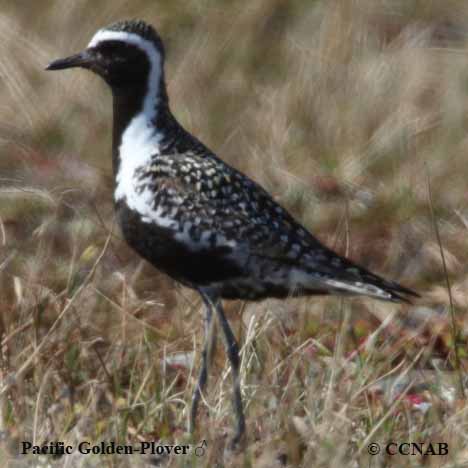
top-left (189, 292), bottom-right (217, 434)
top-left (214, 300), bottom-right (246, 449)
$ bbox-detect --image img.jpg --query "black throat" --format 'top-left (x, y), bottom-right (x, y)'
top-left (112, 86), bottom-right (145, 177)
top-left (111, 79), bottom-right (169, 177)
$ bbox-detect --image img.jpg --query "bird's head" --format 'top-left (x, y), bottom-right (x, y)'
top-left (46, 19), bottom-right (165, 90)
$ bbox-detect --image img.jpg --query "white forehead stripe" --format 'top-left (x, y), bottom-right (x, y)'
top-left (88, 29), bottom-right (156, 52)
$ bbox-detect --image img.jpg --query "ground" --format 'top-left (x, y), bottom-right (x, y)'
top-left (1, 0), bottom-right (468, 466)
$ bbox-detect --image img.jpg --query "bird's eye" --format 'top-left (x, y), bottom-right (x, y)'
top-left (98, 41), bottom-right (124, 55)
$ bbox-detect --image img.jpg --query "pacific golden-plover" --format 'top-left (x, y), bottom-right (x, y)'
top-left (47, 19), bottom-right (418, 448)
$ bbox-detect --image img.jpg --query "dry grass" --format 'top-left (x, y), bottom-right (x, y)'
top-left (1, 0), bottom-right (468, 466)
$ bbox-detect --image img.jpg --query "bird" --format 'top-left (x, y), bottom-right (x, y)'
top-left (46, 19), bottom-right (418, 448)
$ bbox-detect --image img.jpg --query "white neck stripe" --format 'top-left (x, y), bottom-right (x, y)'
top-left (89, 30), bottom-right (166, 208)
top-left (88, 29), bottom-right (162, 121)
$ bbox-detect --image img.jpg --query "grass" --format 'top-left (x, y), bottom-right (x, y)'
top-left (1, 0), bottom-right (468, 466)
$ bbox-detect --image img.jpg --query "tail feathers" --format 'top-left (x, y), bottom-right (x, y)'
top-left (301, 255), bottom-right (419, 303)
top-left (321, 276), bottom-right (419, 304)
top-left (296, 243), bottom-right (420, 303)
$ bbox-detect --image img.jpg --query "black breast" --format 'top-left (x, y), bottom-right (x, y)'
top-left (115, 200), bottom-right (245, 289)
